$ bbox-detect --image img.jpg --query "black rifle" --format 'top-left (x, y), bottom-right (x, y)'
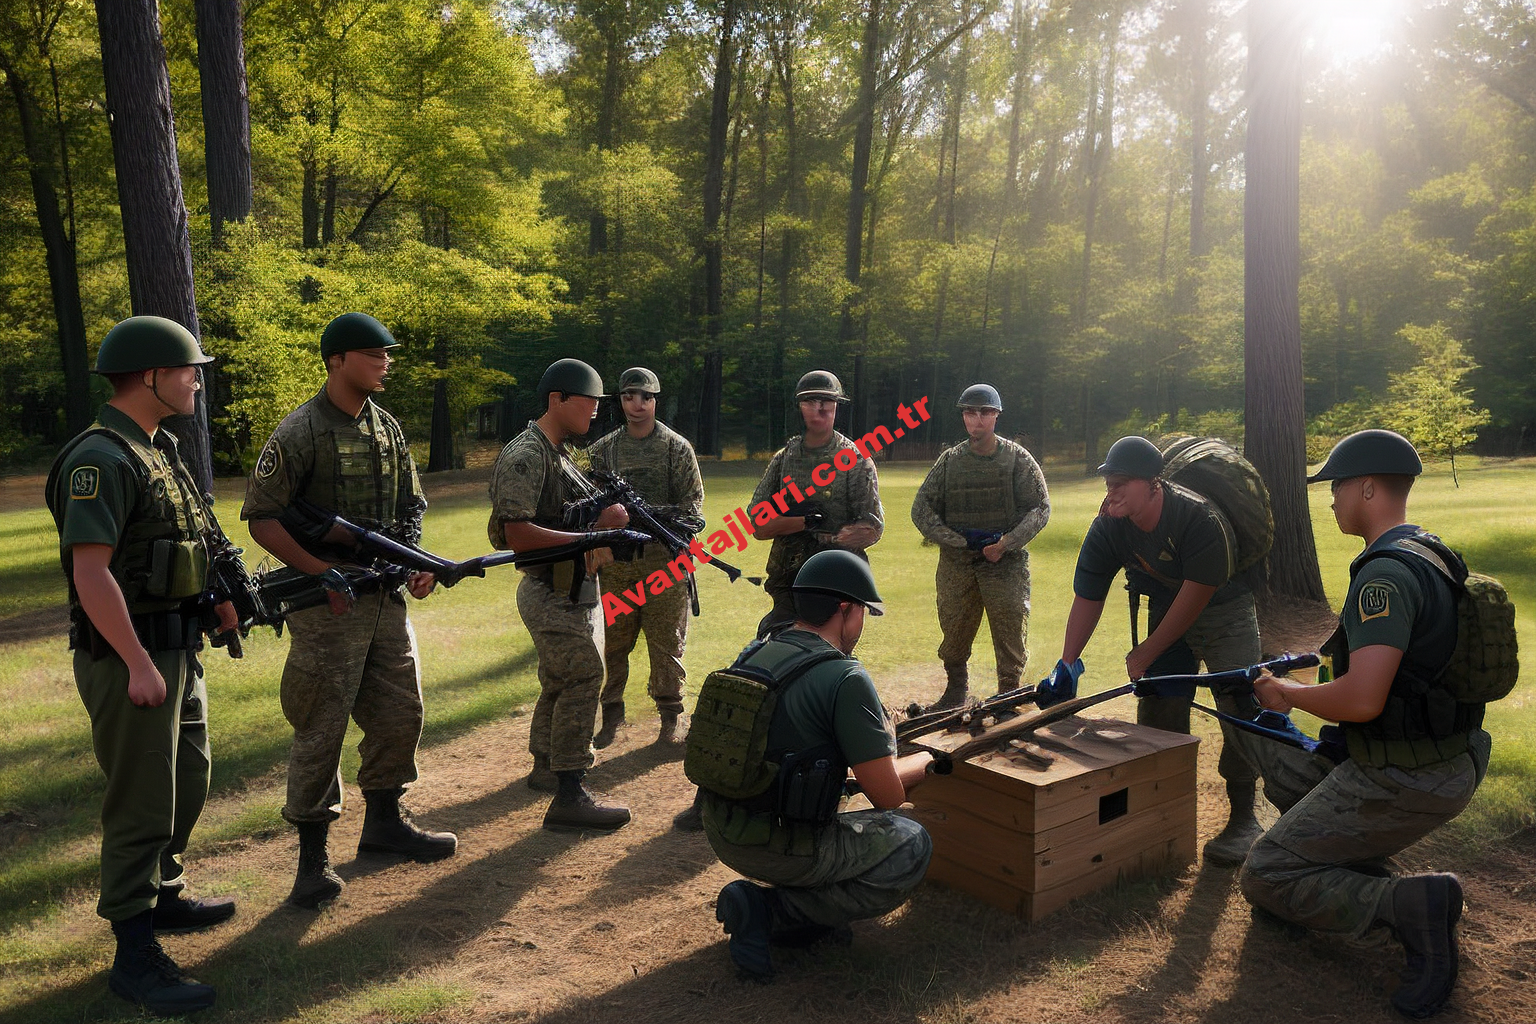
top-left (898, 681), bottom-right (1041, 744)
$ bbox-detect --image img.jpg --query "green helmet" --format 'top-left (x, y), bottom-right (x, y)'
top-left (795, 369), bottom-right (848, 403)
top-left (617, 366), bottom-right (661, 395)
top-left (93, 316), bottom-right (213, 374)
top-left (1097, 436), bottom-right (1163, 479)
top-left (957, 383), bottom-right (1003, 411)
top-left (538, 358), bottom-right (605, 402)
top-left (1308, 429), bottom-right (1422, 484)
top-left (320, 312), bottom-right (399, 360)
top-left (791, 549), bottom-right (884, 615)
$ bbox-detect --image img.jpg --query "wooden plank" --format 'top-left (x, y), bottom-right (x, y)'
top-left (924, 851), bottom-right (1031, 918)
top-left (1032, 800), bottom-right (1196, 892)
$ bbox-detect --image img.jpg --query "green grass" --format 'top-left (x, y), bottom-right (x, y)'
top-left (0, 455), bottom-right (1533, 942)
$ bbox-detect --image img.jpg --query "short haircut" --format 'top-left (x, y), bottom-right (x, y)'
top-left (792, 590), bottom-right (846, 626)
top-left (105, 371), bottom-right (142, 393)
top-left (1371, 474), bottom-right (1415, 498)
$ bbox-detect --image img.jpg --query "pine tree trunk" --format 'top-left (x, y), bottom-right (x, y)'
top-left (193, 0), bottom-right (251, 245)
top-left (839, 0), bottom-right (881, 348)
top-left (699, 0), bottom-right (737, 458)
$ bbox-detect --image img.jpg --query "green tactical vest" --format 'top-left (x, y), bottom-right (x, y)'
top-left (47, 423), bottom-right (213, 622)
top-left (941, 442), bottom-right (1018, 532)
top-left (309, 399), bottom-right (401, 529)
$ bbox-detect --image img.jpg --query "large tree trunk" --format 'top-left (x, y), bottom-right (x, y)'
top-left (95, 0), bottom-right (212, 493)
top-left (590, 14), bottom-right (622, 256)
top-left (1244, 0), bottom-right (1325, 603)
top-left (1186, 0), bottom-right (1210, 259)
top-left (193, 0), bottom-right (251, 245)
top-left (699, 0), bottom-right (737, 458)
top-left (838, 0), bottom-right (881, 352)
top-left (427, 333), bottom-right (454, 472)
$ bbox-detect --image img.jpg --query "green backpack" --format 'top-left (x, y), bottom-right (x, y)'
top-left (1158, 435), bottom-right (1275, 573)
top-left (684, 641), bottom-right (846, 801)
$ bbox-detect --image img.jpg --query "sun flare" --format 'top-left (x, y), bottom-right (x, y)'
top-left (1303, 0), bottom-right (1410, 66)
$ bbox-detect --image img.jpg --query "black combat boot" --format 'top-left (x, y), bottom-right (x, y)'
top-left (1203, 780), bottom-right (1265, 867)
top-left (1388, 873), bottom-right (1463, 1019)
top-left (543, 771), bottom-right (631, 833)
top-left (716, 880), bottom-right (774, 982)
top-left (672, 788), bottom-right (705, 833)
top-left (152, 878), bottom-right (236, 933)
top-left (287, 821), bottom-right (344, 909)
top-left (922, 664), bottom-right (969, 713)
top-left (593, 702), bottom-right (626, 749)
top-left (109, 909), bottom-right (217, 1015)
top-left (526, 753), bottom-right (558, 792)
top-left (357, 788), bottom-right (457, 862)
top-left (656, 704), bottom-right (686, 746)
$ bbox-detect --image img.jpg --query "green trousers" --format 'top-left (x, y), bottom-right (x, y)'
top-left (599, 551), bottom-right (689, 714)
top-left (75, 646), bottom-right (210, 922)
top-left (518, 573), bottom-right (604, 772)
top-left (935, 548), bottom-right (1030, 692)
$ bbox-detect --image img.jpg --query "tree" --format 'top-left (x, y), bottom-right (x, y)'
top-left (1387, 323), bottom-right (1491, 486)
top-left (1242, 0), bottom-right (1324, 604)
top-left (194, 0), bottom-right (251, 244)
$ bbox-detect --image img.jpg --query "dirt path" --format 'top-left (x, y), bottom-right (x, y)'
top-left (4, 677), bottom-right (1533, 1024)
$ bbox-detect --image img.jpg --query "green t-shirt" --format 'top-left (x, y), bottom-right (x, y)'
top-left (1342, 526), bottom-right (1456, 663)
top-left (1073, 483), bottom-right (1239, 605)
top-left (747, 629), bottom-right (896, 766)
top-left (53, 405), bottom-right (152, 552)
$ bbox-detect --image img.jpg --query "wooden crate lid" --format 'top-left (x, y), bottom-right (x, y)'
top-left (921, 715), bottom-right (1200, 789)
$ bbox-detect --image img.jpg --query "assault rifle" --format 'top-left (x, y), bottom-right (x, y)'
top-left (897, 658), bottom-right (1082, 746)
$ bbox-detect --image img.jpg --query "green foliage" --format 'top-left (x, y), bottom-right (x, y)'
top-left (1306, 389), bottom-right (1386, 463)
top-left (1384, 323), bottom-right (1491, 483)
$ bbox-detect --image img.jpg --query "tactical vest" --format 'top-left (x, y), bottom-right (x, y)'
top-left (310, 399), bottom-right (401, 529)
top-left (593, 423), bottom-right (680, 506)
top-left (47, 424), bottom-right (213, 627)
top-left (765, 433), bottom-right (870, 585)
top-left (941, 442), bottom-right (1018, 532)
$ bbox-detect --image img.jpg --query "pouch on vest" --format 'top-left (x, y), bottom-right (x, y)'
top-left (773, 743), bottom-right (849, 824)
top-left (146, 539), bottom-right (208, 601)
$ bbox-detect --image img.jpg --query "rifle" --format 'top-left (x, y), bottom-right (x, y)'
top-left (898, 682), bottom-right (1040, 744)
top-left (959, 528), bottom-right (1004, 552)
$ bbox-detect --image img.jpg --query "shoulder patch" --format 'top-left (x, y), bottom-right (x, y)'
top-left (69, 465), bottom-right (100, 500)
top-left (1357, 578), bottom-right (1397, 622)
top-left (255, 438), bottom-right (283, 481)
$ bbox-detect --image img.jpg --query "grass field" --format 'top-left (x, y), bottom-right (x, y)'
top-left (0, 455), bottom-right (1532, 1021)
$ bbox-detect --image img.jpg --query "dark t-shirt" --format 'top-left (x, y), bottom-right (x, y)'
top-left (1343, 525), bottom-right (1457, 669)
top-left (1073, 483), bottom-right (1239, 606)
top-left (745, 629), bottom-right (895, 766)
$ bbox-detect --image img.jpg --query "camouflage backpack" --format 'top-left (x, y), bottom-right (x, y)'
top-left (1158, 435), bottom-right (1274, 573)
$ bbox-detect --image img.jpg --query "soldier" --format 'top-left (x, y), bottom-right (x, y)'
top-left (751, 370), bottom-right (884, 638)
top-left (911, 384), bottom-right (1050, 710)
top-left (1052, 435), bottom-right (1264, 866)
top-left (46, 316), bottom-right (237, 1016)
top-left (243, 312), bottom-right (456, 911)
top-left (488, 358), bottom-right (632, 832)
top-left (1243, 430), bottom-right (1492, 1019)
top-left (587, 367), bottom-right (705, 747)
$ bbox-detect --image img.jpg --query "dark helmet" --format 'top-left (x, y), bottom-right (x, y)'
top-left (538, 358), bottom-right (605, 402)
top-left (93, 316), bottom-right (213, 374)
top-left (320, 312), bottom-right (399, 360)
top-left (792, 549), bottom-right (885, 615)
top-left (795, 369), bottom-right (848, 403)
top-left (617, 366), bottom-right (661, 395)
top-left (1097, 436), bottom-right (1163, 479)
top-left (957, 383), bottom-right (1003, 411)
top-left (1308, 429), bottom-right (1422, 484)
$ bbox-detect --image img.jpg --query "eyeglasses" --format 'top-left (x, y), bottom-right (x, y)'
top-left (799, 399), bottom-right (838, 411)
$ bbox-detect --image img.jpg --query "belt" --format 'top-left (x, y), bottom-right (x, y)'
top-left (77, 607), bottom-right (204, 660)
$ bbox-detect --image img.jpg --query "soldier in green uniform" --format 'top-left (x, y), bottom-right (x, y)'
top-left (911, 384), bottom-right (1050, 709)
top-left (1242, 430), bottom-right (1491, 1020)
top-left (704, 551), bottom-right (936, 981)
top-left (47, 317), bottom-right (237, 1016)
top-left (1053, 435), bottom-right (1264, 866)
top-left (488, 358), bottom-right (632, 832)
top-left (588, 367), bottom-right (705, 747)
top-left (242, 312), bottom-right (456, 910)
top-left (752, 370), bottom-right (884, 638)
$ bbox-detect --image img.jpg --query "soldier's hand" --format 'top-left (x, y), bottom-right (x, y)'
top-left (407, 572), bottom-right (436, 599)
top-left (128, 659), bottom-right (168, 708)
top-left (585, 546), bottom-right (615, 573)
top-left (982, 542), bottom-right (1006, 563)
top-left (1254, 674), bottom-right (1293, 713)
top-left (1125, 643), bottom-right (1158, 681)
top-left (215, 600), bottom-right (239, 632)
top-left (595, 504), bottom-right (629, 529)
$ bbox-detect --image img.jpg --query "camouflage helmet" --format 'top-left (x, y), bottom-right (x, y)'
top-left (320, 312), bottom-right (399, 360)
top-left (795, 369), bottom-right (849, 403)
top-left (1097, 436), bottom-right (1164, 479)
top-left (957, 383), bottom-right (1003, 411)
top-left (538, 358), bottom-right (605, 402)
top-left (792, 549), bottom-right (884, 615)
top-left (617, 366), bottom-right (661, 395)
top-left (93, 316), bottom-right (213, 374)
top-left (1308, 429), bottom-right (1423, 484)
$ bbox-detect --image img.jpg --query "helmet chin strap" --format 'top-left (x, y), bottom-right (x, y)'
top-left (147, 367), bottom-right (194, 416)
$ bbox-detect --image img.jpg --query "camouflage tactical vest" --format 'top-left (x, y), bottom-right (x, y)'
top-left (942, 442), bottom-right (1018, 531)
top-left (778, 433), bottom-right (862, 525)
top-left (310, 400), bottom-right (401, 528)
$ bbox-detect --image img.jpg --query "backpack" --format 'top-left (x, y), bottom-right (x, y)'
top-left (1157, 435), bottom-right (1274, 573)
top-left (684, 641), bottom-right (846, 802)
top-left (1370, 534), bottom-right (1519, 705)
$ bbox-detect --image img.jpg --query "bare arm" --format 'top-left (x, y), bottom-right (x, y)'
top-left (1061, 595), bottom-right (1106, 664)
top-left (753, 515), bottom-right (807, 540)
top-left (248, 518), bottom-right (334, 576)
top-left (502, 508), bottom-right (627, 573)
top-left (851, 751), bottom-right (935, 809)
top-left (70, 544), bottom-right (165, 707)
top-left (1127, 580), bottom-right (1218, 679)
top-left (1254, 645), bottom-right (1402, 723)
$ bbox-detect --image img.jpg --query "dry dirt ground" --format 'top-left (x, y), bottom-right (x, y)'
top-left (4, 670), bottom-right (1534, 1024)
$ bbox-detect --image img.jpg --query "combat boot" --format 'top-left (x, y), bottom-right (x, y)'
top-left (656, 706), bottom-right (686, 746)
top-left (1388, 873), bottom-right (1463, 1019)
top-left (543, 771), bottom-right (631, 833)
top-left (109, 909), bottom-right (217, 1015)
top-left (593, 702), bottom-right (625, 749)
top-left (526, 754), bottom-right (558, 792)
top-left (716, 880), bottom-right (774, 982)
top-left (1203, 781), bottom-right (1265, 867)
top-left (672, 788), bottom-right (705, 833)
top-left (152, 878), bottom-right (236, 933)
top-left (922, 664), bottom-right (969, 714)
top-left (287, 821), bottom-right (344, 909)
top-left (358, 788), bottom-right (457, 862)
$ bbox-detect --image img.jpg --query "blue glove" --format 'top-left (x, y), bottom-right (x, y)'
top-left (1037, 658), bottom-right (1083, 708)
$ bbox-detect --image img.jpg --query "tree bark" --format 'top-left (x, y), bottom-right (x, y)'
top-left (1186, 0), bottom-right (1210, 259)
top-left (590, 12), bottom-right (622, 256)
top-left (428, 334), bottom-right (454, 472)
top-left (1244, 0), bottom-right (1325, 603)
top-left (95, 0), bottom-right (212, 492)
top-left (838, 0), bottom-right (881, 347)
top-left (193, 0), bottom-right (251, 245)
top-left (699, 0), bottom-right (737, 458)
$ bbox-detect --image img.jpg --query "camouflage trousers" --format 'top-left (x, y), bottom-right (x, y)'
top-left (518, 572), bottom-right (604, 773)
top-left (935, 548), bottom-right (1030, 692)
top-left (75, 646), bottom-right (210, 922)
top-left (1139, 592), bottom-right (1262, 792)
top-left (707, 808), bottom-right (933, 929)
top-left (280, 588), bottom-right (424, 825)
top-left (599, 552), bottom-right (688, 714)
top-left (1239, 730), bottom-right (1490, 937)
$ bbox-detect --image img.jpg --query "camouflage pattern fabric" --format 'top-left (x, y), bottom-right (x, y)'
top-left (910, 438), bottom-right (1050, 552)
top-left (279, 590), bottom-right (424, 824)
top-left (518, 573), bottom-right (606, 772)
top-left (587, 420), bottom-right (704, 515)
top-left (934, 549), bottom-right (1031, 692)
top-left (599, 552), bottom-right (687, 713)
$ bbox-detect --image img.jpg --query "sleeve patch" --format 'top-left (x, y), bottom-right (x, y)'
top-left (255, 438), bottom-right (283, 481)
top-left (1358, 579), bottom-right (1396, 622)
top-left (69, 466), bottom-right (100, 499)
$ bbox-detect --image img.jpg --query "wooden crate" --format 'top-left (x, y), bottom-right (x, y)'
top-left (908, 715), bottom-right (1199, 921)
